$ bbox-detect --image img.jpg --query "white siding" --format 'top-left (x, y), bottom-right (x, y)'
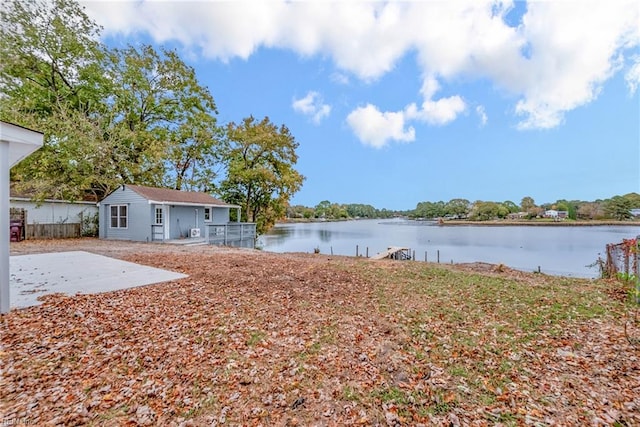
top-left (10, 199), bottom-right (97, 224)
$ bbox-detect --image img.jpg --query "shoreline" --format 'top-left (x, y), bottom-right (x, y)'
top-left (279, 218), bottom-right (640, 227)
top-left (437, 219), bottom-right (640, 227)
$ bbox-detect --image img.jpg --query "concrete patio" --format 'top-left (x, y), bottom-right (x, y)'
top-left (9, 251), bottom-right (188, 309)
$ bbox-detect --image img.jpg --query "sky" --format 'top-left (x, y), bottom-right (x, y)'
top-left (80, 0), bottom-right (640, 211)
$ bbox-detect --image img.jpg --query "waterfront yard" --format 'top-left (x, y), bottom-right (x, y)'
top-left (2, 239), bottom-right (639, 426)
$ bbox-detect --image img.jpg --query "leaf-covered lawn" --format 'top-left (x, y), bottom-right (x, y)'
top-left (2, 242), bottom-right (639, 426)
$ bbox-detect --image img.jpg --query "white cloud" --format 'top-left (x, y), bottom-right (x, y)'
top-left (346, 104), bottom-right (415, 149)
top-left (626, 58), bottom-right (640, 94)
top-left (347, 76), bottom-right (465, 147)
top-left (476, 106), bottom-right (488, 127)
top-left (512, 1), bottom-right (640, 129)
top-left (292, 91), bottom-right (331, 124)
top-left (404, 76), bottom-right (467, 125)
top-left (82, 0), bottom-right (640, 132)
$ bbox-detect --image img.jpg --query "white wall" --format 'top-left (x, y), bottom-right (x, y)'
top-left (10, 198), bottom-right (98, 224)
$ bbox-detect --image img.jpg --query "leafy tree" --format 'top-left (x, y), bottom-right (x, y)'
top-left (314, 200), bottom-right (331, 218)
top-left (1, 0), bottom-right (110, 199)
top-left (501, 200), bottom-right (519, 214)
top-left (287, 205), bottom-right (314, 219)
top-left (1, 0), bottom-right (223, 200)
top-left (345, 204), bottom-right (377, 218)
top-left (104, 45), bottom-right (222, 190)
top-left (520, 196), bottom-right (536, 212)
top-left (378, 208), bottom-right (397, 219)
top-left (6, 103), bottom-right (119, 200)
top-left (622, 192), bottom-right (640, 208)
top-left (469, 201), bottom-right (508, 220)
top-left (577, 202), bottom-right (603, 220)
top-left (219, 116), bottom-right (305, 234)
top-left (445, 199), bottom-right (470, 218)
top-left (604, 196), bottom-right (633, 220)
top-left (566, 200), bottom-right (580, 220)
top-left (0, 0), bottom-right (106, 116)
top-left (520, 196), bottom-right (541, 219)
top-left (328, 203), bottom-right (348, 219)
top-left (413, 201), bottom-right (446, 219)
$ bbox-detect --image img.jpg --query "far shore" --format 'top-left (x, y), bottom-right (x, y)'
top-left (279, 218), bottom-right (640, 227)
top-left (437, 219), bottom-right (640, 227)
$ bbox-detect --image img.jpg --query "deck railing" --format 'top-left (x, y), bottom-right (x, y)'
top-left (207, 223), bottom-right (256, 248)
top-left (150, 222), bottom-right (256, 247)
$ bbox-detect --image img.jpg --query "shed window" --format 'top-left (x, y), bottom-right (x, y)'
top-left (204, 207), bottom-right (212, 222)
top-left (110, 205), bottom-right (128, 228)
top-left (155, 207), bottom-right (163, 225)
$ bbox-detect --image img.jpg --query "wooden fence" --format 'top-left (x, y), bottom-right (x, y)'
top-left (25, 223), bottom-right (82, 239)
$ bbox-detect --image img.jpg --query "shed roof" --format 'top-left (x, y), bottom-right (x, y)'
top-left (125, 185), bottom-right (238, 207)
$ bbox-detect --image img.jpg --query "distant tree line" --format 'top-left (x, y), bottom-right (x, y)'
top-left (409, 193), bottom-right (640, 222)
top-left (287, 201), bottom-right (400, 220)
top-left (288, 193), bottom-right (640, 223)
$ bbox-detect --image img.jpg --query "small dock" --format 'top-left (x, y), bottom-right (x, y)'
top-left (371, 246), bottom-right (412, 261)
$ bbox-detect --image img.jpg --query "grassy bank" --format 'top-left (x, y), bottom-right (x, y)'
top-left (1, 243), bottom-right (638, 425)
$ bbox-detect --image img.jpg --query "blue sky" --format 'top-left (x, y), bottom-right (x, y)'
top-left (82, 0), bottom-right (640, 210)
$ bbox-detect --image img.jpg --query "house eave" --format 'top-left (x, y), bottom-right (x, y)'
top-left (2, 122), bottom-right (44, 166)
top-left (146, 200), bottom-right (241, 209)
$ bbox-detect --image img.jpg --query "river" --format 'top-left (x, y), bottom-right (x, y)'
top-left (258, 219), bottom-right (640, 278)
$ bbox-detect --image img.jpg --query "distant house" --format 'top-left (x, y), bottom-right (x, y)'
top-left (98, 184), bottom-right (256, 247)
top-left (544, 210), bottom-right (568, 220)
top-left (631, 208), bottom-right (640, 217)
top-left (508, 212), bottom-right (528, 220)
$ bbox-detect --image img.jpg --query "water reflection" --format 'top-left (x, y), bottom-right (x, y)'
top-left (318, 229), bottom-right (332, 242)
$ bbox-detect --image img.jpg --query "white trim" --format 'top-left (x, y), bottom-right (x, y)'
top-left (1, 122), bottom-right (44, 167)
top-left (145, 199), bottom-right (240, 208)
top-left (164, 206), bottom-right (170, 240)
top-left (109, 204), bottom-right (129, 229)
top-left (1, 141), bottom-right (9, 313)
top-left (1, 122), bottom-right (43, 313)
top-left (154, 206), bottom-right (163, 225)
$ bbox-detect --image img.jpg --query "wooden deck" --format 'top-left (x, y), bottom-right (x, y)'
top-left (371, 246), bottom-right (412, 261)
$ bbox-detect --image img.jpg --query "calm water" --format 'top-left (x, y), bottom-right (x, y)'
top-left (258, 219), bottom-right (640, 278)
